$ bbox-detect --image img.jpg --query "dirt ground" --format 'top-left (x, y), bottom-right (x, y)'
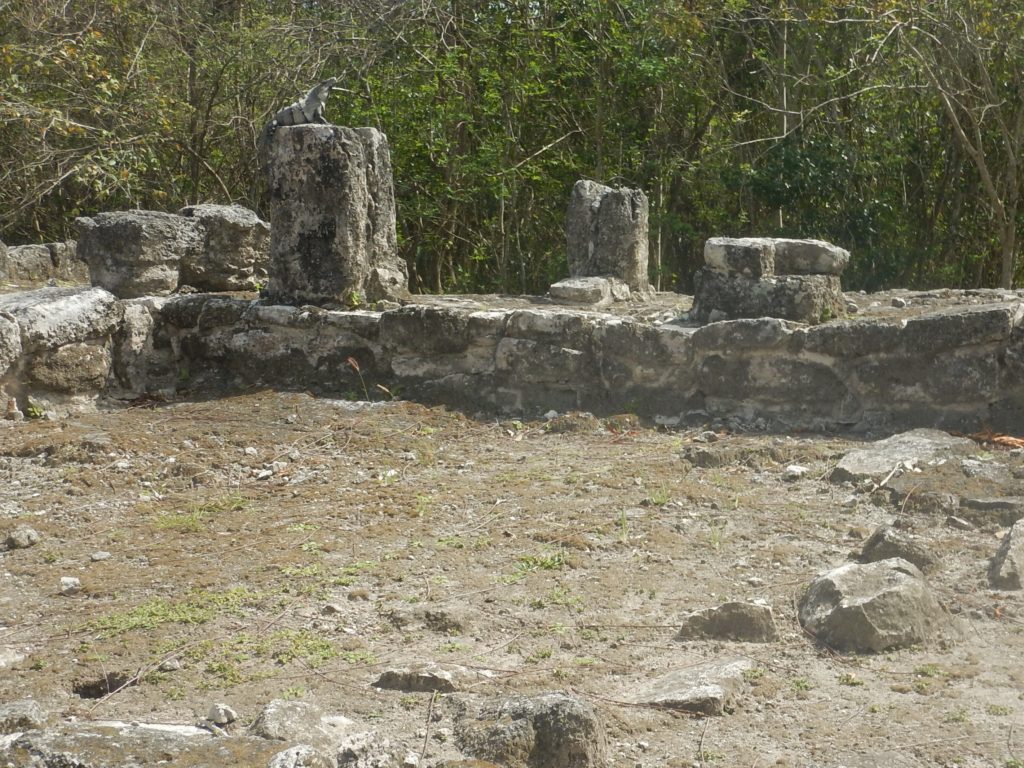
top-left (1, 390), bottom-right (1023, 767)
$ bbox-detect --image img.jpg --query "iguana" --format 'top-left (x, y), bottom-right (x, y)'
top-left (258, 78), bottom-right (339, 162)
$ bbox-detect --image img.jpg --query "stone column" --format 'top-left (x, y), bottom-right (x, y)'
top-left (564, 179), bottom-right (650, 296)
top-left (265, 125), bottom-right (409, 306)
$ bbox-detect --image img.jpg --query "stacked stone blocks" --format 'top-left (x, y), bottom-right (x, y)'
top-left (690, 237), bottom-right (849, 325)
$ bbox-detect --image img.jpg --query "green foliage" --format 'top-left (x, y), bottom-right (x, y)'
top-left (1, 0), bottom-right (1020, 289)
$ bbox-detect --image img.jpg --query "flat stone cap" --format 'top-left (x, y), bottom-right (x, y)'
top-left (704, 237), bottom-right (776, 278)
top-left (773, 238), bottom-right (850, 275)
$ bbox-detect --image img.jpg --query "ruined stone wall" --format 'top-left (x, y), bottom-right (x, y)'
top-left (2, 286), bottom-right (1022, 433)
top-left (123, 293), bottom-right (1024, 433)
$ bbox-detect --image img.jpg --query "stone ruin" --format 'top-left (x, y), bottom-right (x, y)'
top-left (549, 179), bottom-right (651, 306)
top-left (2, 122), bottom-right (1024, 433)
top-left (690, 236), bottom-right (849, 324)
top-left (262, 125), bottom-right (409, 306)
top-left (75, 204), bottom-right (270, 297)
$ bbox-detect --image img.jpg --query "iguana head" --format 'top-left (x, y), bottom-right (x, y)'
top-left (313, 78), bottom-right (338, 101)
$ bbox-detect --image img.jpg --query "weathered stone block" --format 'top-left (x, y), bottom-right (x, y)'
top-left (798, 317), bottom-right (905, 357)
top-left (549, 276), bottom-right (630, 306)
top-left (798, 558), bottom-right (954, 652)
top-left (566, 179), bottom-right (650, 294)
top-left (0, 287), bottom-right (122, 351)
top-left (690, 317), bottom-right (798, 351)
top-left (627, 658), bottom-right (754, 715)
top-left (0, 313), bottom-right (20, 376)
top-left (831, 429), bottom-right (976, 483)
top-left (496, 337), bottom-right (587, 384)
top-left (1, 241), bottom-right (86, 285)
top-left (28, 342), bottom-right (112, 393)
top-left (772, 238), bottom-right (849, 275)
top-left (704, 237), bottom-right (775, 278)
top-left (177, 204), bottom-right (270, 292)
top-left (265, 125), bottom-right (408, 305)
top-left (901, 303), bottom-right (1022, 351)
top-left (77, 210), bottom-right (201, 298)
top-left (453, 692), bottom-right (608, 768)
top-left (505, 309), bottom-right (596, 349)
top-left (676, 601), bottom-right (779, 642)
top-left (690, 268), bottom-right (844, 325)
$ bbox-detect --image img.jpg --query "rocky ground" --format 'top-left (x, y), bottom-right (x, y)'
top-left (1, 390), bottom-right (1023, 767)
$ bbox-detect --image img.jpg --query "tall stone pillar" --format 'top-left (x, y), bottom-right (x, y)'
top-left (565, 179), bottom-right (650, 296)
top-left (265, 125), bottom-right (409, 306)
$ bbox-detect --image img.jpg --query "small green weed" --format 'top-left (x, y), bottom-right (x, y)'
top-left (838, 673), bottom-right (864, 687)
top-left (742, 666), bottom-right (767, 683)
top-left (791, 677), bottom-right (814, 692)
top-left (89, 588), bottom-right (259, 637)
top-left (646, 487), bottom-right (671, 506)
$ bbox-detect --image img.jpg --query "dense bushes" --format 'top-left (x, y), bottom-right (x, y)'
top-left (1, 1), bottom-right (1021, 292)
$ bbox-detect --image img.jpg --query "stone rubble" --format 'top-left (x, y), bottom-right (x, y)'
top-left (798, 558), bottom-right (955, 652)
top-left (675, 601), bottom-right (779, 643)
top-left (627, 658), bottom-right (755, 715)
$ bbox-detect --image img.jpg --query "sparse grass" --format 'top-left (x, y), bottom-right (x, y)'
top-left (914, 663), bottom-right (944, 678)
top-left (743, 666), bottom-right (767, 683)
top-left (89, 588), bottom-right (260, 637)
top-left (525, 647), bottom-right (554, 664)
top-left (945, 707), bottom-right (970, 724)
top-left (529, 587), bottom-right (584, 612)
top-left (517, 550), bottom-right (566, 573)
top-left (838, 672), bottom-right (864, 687)
top-left (987, 704), bottom-right (1012, 716)
top-left (791, 676), bottom-right (814, 692)
top-left (646, 487), bottom-right (671, 506)
top-left (153, 494), bottom-right (249, 533)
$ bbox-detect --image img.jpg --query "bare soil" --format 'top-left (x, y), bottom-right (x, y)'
top-left (2, 391), bottom-right (1023, 767)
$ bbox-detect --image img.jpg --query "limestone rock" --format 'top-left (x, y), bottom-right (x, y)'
top-left (3, 722), bottom-right (283, 767)
top-left (453, 691), bottom-right (608, 768)
top-left (336, 730), bottom-right (394, 768)
top-left (858, 525), bottom-right (938, 573)
top-left (265, 125), bottom-right (408, 305)
top-left (374, 662), bottom-right (489, 693)
top-left (27, 341), bottom-right (112, 393)
top-left (1, 242), bottom-right (86, 285)
top-left (0, 313), bottom-right (21, 376)
top-left (207, 702), bottom-right (239, 725)
top-left (959, 497), bottom-right (1024, 528)
top-left (627, 658), bottom-right (754, 715)
top-left (689, 268), bottom-right (844, 325)
top-left (988, 519), bottom-right (1024, 589)
top-left (0, 287), bottom-right (122, 352)
top-left (268, 744), bottom-right (334, 768)
top-left (178, 204), bottom-right (270, 292)
top-left (830, 429), bottom-right (976, 484)
top-left (676, 601), bottom-right (778, 642)
top-left (549, 277), bottom-right (630, 307)
top-left (250, 699), bottom-right (353, 752)
top-left (4, 526), bottom-right (41, 550)
top-left (77, 210), bottom-right (202, 298)
top-left (798, 558), bottom-right (953, 652)
top-left (565, 180), bottom-right (650, 295)
top-left (772, 238), bottom-right (849, 275)
top-left (703, 237), bottom-right (775, 278)
top-left (0, 700), bottom-right (48, 734)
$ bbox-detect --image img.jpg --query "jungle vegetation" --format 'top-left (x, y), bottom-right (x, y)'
top-left (2, 0), bottom-right (1022, 292)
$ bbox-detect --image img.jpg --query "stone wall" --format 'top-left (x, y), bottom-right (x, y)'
top-left (2, 286), bottom-right (1022, 432)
